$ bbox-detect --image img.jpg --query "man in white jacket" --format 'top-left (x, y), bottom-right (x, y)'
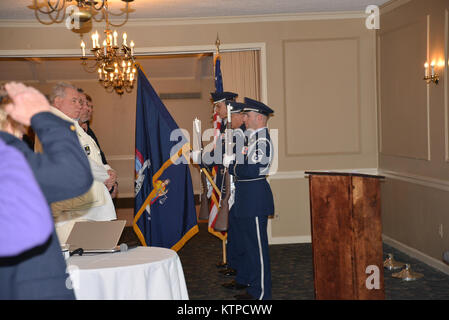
top-left (38, 82), bottom-right (117, 244)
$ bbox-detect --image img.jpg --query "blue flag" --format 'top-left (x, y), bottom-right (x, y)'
top-left (214, 54), bottom-right (223, 93)
top-left (133, 68), bottom-right (198, 251)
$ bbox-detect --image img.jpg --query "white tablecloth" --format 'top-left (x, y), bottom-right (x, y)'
top-left (67, 246), bottom-right (189, 300)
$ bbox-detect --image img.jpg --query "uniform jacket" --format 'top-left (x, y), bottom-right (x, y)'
top-left (230, 127), bottom-right (274, 217)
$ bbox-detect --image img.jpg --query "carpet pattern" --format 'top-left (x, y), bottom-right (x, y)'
top-left (176, 223), bottom-right (449, 300)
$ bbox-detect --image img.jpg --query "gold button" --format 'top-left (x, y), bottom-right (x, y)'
top-left (70, 125), bottom-right (76, 131)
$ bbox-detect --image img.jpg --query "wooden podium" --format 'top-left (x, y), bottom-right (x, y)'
top-left (306, 172), bottom-right (385, 300)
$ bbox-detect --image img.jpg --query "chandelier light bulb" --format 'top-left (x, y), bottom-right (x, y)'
top-left (80, 41), bottom-right (86, 57)
top-left (113, 30), bottom-right (118, 46)
top-left (123, 33), bottom-right (127, 46)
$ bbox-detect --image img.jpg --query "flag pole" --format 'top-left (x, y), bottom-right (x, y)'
top-left (215, 33), bottom-right (228, 267)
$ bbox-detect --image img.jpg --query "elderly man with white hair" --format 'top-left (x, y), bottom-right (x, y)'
top-left (37, 82), bottom-right (117, 245)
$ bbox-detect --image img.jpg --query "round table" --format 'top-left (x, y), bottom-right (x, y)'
top-left (67, 246), bottom-right (189, 300)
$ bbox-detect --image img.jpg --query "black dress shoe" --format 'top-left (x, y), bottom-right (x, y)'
top-left (222, 280), bottom-right (249, 290)
top-left (219, 268), bottom-right (237, 276)
top-left (234, 292), bottom-right (256, 300)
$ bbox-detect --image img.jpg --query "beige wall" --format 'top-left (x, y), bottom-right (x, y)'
top-left (0, 13), bottom-right (378, 243)
top-left (378, 0), bottom-right (449, 263)
top-left (23, 76), bottom-right (215, 198)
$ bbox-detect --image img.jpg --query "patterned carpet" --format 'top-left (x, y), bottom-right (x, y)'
top-left (176, 222), bottom-right (449, 300)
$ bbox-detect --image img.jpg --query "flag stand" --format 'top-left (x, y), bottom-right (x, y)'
top-left (222, 238), bottom-right (227, 265)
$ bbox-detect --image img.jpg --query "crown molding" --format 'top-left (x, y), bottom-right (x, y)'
top-left (0, 11), bottom-right (366, 28)
top-left (379, 0), bottom-right (412, 15)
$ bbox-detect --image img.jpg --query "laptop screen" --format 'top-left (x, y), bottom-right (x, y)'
top-left (66, 220), bottom-right (126, 251)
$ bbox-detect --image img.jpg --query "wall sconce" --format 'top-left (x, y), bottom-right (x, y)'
top-left (423, 61), bottom-right (441, 85)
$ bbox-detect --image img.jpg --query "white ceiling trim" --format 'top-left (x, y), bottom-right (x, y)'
top-left (0, 10), bottom-right (367, 28)
top-left (0, 43), bottom-right (264, 58)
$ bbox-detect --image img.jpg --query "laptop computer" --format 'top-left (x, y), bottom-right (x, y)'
top-left (66, 220), bottom-right (127, 253)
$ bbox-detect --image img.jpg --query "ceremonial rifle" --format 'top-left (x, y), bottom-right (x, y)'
top-left (194, 118), bottom-right (211, 220)
top-left (214, 104), bottom-right (233, 232)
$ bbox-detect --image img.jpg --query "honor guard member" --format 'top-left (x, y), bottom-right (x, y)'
top-left (228, 97), bottom-right (274, 300)
top-left (203, 91), bottom-right (238, 270)
top-left (220, 101), bottom-right (248, 283)
top-left (203, 91), bottom-right (238, 180)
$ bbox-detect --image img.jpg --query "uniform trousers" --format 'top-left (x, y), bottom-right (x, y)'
top-left (234, 215), bottom-right (272, 300)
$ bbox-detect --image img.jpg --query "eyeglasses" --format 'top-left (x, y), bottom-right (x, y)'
top-left (71, 97), bottom-right (85, 106)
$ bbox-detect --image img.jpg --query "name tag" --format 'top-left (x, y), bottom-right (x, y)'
top-left (83, 145), bottom-right (91, 155)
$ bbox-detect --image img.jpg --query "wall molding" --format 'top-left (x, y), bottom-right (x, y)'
top-left (379, 0), bottom-right (412, 15)
top-left (282, 37), bottom-right (362, 157)
top-left (382, 234), bottom-right (449, 276)
top-left (0, 11), bottom-right (367, 29)
top-left (379, 169), bottom-right (449, 192)
top-left (378, 16), bottom-right (431, 161)
top-left (268, 168), bottom-right (379, 180)
top-left (444, 10), bottom-right (449, 162)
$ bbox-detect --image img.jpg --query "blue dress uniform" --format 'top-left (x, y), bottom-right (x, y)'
top-left (0, 112), bottom-right (93, 300)
top-left (202, 91), bottom-right (237, 270)
top-left (230, 98), bottom-right (274, 300)
top-left (224, 101), bottom-right (247, 276)
top-left (203, 91), bottom-right (238, 192)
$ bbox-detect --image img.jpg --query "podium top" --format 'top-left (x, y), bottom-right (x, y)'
top-left (304, 171), bottom-right (385, 179)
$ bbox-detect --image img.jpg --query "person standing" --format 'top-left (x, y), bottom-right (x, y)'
top-left (221, 101), bottom-right (252, 289)
top-left (42, 82), bottom-right (117, 244)
top-left (202, 91), bottom-right (238, 271)
top-left (0, 82), bottom-right (94, 299)
top-left (78, 90), bottom-right (118, 198)
top-left (229, 97), bottom-right (274, 300)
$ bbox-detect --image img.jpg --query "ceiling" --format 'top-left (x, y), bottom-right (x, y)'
top-left (0, 0), bottom-right (390, 21)
top-left (0, 54), bottom-right (214, 83)
top-left (0, 0), bottom-right (389, 83)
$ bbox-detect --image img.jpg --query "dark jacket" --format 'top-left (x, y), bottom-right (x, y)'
top-left (0, 111), bottom-right (93, 299)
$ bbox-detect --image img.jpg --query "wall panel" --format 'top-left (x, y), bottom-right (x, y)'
top-left (284, 38), bottom-right (361, 156)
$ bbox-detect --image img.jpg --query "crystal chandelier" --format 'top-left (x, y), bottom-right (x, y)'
top-left (79, 4), bottom-right (137, 97)
top-left (32, 0), bottom-right (134, 27)
top-left (80, 26), bottom-right (136, 95)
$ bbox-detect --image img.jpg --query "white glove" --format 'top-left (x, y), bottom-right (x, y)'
top-left (191, 150), bottom-right (201, 164)
top-left (223, 154), bottom-right (235, 168)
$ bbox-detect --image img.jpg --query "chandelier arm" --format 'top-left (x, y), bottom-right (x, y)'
top-left (34, 10), bottom-right (59, 25)
top-left (104, 2), bottom-right (128, 16)
top-left (124, 85), bottom-right (133, 93)
top-left (92, 0), bottom-right (105, 11)
top-left (81, 60), bottom-right (100, 73)
top-left (46, 0), bottom-right (65, 12)
top-left (92, 9), bottom-right (105, 22)
top-left (106, 16), bottom-right (129, 28)
top-left (34, 3), bottom-right (66, 24)
top-left (35, 0), bottom-right (63, 14)
top-left (50, 6), bottom-right (67, 23)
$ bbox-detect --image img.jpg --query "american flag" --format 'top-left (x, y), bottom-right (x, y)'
top-left (207, 53), bottom-right (227, 240)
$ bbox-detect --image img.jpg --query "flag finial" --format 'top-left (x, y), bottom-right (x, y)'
top-left (215, 33), bottom-right (220, 53)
